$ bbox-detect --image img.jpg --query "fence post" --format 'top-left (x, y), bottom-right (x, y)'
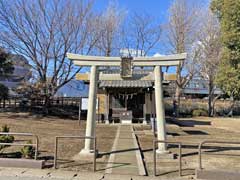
top-left (153, 140), bottom-right (156, 176)
top-left (54, 137), bottom-right (58, 169)
top-left (79, 98), bottom-right (81, 125)
top-left (179, 143), bottom-right (182, 176)
top-left (93, 137), bottom-right (96, 172)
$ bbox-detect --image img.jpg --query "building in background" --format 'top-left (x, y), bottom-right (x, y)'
top-left (55, 80), bottom-right (88, 97)
top-left (120, 49), bottom-right (145, 57)
top-left (0, 54), bottom-right (31, 96)
top-left (183, 78), bottom-right (223, 98)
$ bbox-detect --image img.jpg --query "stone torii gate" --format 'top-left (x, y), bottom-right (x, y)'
top-left (67, 53), bottom-right (186, 155)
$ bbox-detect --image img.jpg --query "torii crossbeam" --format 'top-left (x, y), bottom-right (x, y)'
top-left (67, 53), bottom-right (187, 155)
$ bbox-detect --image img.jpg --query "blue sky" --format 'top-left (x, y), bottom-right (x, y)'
top-left (93, 0), bottom-right (210, 25)
top-left (93, 0), bottom-right (210, 55)
top-left (74, 0), bottom-right (211, 92)
top-left (80, 0), bottom-right (210, 74)
top-left (94, 0), bottom-right (174, 25)
top-left (94, 1), bottom-right (175, 55)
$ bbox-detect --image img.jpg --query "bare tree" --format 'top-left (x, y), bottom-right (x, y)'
top-left (196, 10), bottom-right (222, 116)
top-left (165, 0), bottom-right (203, 116)
top-left (97, 2), bottom-right (126, 57)
top-left (0, 0), bottom-right (99, 108)
top-left (122, 12), bottom-right (162, 57)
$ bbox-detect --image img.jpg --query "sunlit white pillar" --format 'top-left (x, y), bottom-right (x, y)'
top-left (154, 66), bottom-right (167, 153)
top-left (80, 65), bottom-right (98, 154)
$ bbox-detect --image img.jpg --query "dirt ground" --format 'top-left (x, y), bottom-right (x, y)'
top-left (2, 112), bottom-right (240, 177)
top-left (135, 117), bottom-right (240, 178)
top-left (0, 112), bottom-right (117, 172)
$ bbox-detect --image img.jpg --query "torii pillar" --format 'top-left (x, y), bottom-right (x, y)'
top-left (67, 53), bottom-right (187, 155)
top-left (81, 65), bottom-right (98, 154)
top-left (154, 66), bottom-right (167, 153)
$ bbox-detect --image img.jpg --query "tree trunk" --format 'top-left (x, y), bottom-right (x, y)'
top-left (208, 80), bottom-right (213, 117)
top-left (174, 85), bottom-right (182, 117)
top-left (227, 96), bottom-right (234, 117)
top-left (212, 94), bottom-right (221, 117)
top-left (43, 95), bottom-right (51, 115)
top-left (3, 98), bottom-right (5, 108)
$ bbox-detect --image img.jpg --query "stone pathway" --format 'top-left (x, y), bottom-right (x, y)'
top-left (105, 125), bottom-right (146, 176)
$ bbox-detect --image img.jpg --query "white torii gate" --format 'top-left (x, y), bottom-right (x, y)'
top-left (67, 53), bottom-right (187, 155)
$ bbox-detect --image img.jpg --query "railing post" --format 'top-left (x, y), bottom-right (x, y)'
top-left (179, 143), bottom-right (182, 176)
top-left (78, 98), bottom-right (81, 126)
top-left (93, 137), bottom-right (96, 172)
top-left (198, 142), bottom-right (203, 170)
top-left (153, 140), bottom-right (156, 176)
top-left (35, 135), bottom-right (39, 160)
top-left (54, 137), bottom-right (58, 169)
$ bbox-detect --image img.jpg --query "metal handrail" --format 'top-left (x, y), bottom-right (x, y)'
top-left (153, 140), bottom-right (182, 177)
top-left (54, 136), bottom-right (96, 172)
top-left (198, 140), bottom-right (240, 169)
top-left (0, 132), bottom-right (39, 160)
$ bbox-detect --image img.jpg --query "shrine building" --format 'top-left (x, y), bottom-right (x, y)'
top-left (77, 68), bottom-right (176, 124)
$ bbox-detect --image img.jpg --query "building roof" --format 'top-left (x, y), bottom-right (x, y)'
top-left (99, 80), bottom-right (153, 88)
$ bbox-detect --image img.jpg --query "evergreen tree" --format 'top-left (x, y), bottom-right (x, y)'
top-left (0, 49), bottom-right (14, 104)
top-left (0, 83), bottom-right (8, 100)
top-left (0, 48), bottom-right (14, 76)
top-left (211, 0), bottom-right (240, 101)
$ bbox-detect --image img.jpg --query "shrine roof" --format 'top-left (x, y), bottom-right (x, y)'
top-left (99, 80), bottom-right (153, 88)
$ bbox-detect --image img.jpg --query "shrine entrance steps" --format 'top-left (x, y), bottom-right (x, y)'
top-left (105, 125), bottom-right (146, 176)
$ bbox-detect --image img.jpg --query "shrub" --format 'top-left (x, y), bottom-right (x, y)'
top-left (0, 125), bottom-right (14, 151)
top-left (21, 140), bottom-right (35, 159)
top-left (192, 109), bottom-right (208, 117)
top-left (1, 124), bottom-right (10, 132)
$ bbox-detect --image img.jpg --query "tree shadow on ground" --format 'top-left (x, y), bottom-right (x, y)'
top-left (141, 145), bottom-right (240, 158)
top-left (155, 168), bottom-right (195, 177)
top-left (168, 118), bottom-right (211, 127)
top-left (98, 148), bottom-right (139, 157)
top-left (97, 161), bottom-right (131, 171)
top-left (183, 130), bottom-right (208, 135)
top-left (180, 145), bottom-right (240, 157)
top-left (0, 151), bottom-right (22, 158)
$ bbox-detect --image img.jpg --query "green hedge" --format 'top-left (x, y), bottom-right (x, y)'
top-left (164, 99), bottom-right (240, 117)
top-left (192, 109), bottom-right (208, 117)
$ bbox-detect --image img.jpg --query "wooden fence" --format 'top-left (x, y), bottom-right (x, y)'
top-left (0, 97), bottom-right (239, 116)
top-left (0, 97), bottom-right (83, 109)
